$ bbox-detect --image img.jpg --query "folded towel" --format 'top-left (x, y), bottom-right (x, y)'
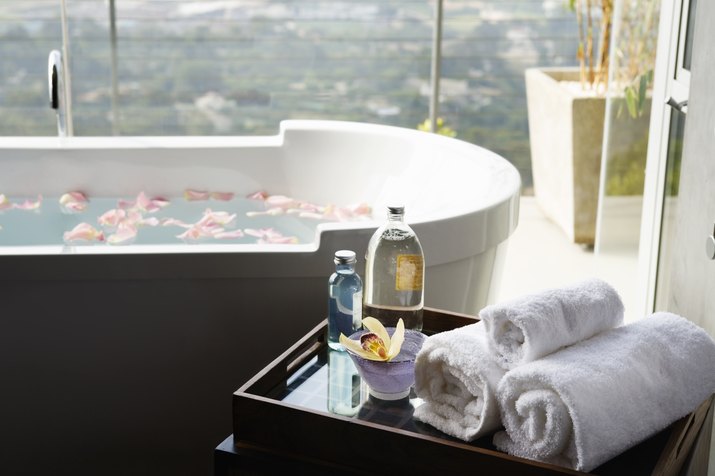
top-left (413, 322), bottom-right (506, 441)
top-left (480, 278), bottom-right (624, 369)
top-left (494, 312), bottom-right (715, 472)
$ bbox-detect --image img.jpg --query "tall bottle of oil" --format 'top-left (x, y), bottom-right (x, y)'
top-left (363, 205), bottom-right (424, 331)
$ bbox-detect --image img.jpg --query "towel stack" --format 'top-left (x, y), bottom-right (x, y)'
top-left (413, 278), bottom-right (715, 472)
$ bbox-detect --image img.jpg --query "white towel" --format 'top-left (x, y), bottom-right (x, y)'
top-left (480, 278), bottom-right (624, 369)
top-left (494, 312), bottom-right (715, 472)
top-left (413, 322), bottom-right (506, 441)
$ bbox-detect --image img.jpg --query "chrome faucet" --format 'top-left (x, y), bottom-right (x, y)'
top-left (48, 49), bottom-right (68, 137)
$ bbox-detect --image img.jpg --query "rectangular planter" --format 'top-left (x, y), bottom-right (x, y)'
top-left (526, 67), bottom-right (605, 245)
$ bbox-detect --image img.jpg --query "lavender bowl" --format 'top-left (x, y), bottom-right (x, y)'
top-left (346, 328), bottom-right (427, 400)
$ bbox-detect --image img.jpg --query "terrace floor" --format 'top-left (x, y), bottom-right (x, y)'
top-left (496, 197), bottom-right (641, 323)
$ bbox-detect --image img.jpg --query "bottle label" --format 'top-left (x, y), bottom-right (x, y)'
top-left (352, 291), bottom-right (363, 329)
top-left (395, 254), bottom-right (424, 291)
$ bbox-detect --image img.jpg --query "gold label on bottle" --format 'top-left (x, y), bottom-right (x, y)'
top-left (395, 254), bottom-right (424, 291)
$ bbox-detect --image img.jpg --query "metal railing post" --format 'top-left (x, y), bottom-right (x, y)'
top-left (59, 0), bottom-right (74, 136)
top-left (109, 0), bottom-right (120, 135)
top-left (429, 0), bottom-right (444, 133)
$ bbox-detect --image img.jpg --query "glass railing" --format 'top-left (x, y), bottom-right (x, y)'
top-left (0, 0), bottom-right (583, 190)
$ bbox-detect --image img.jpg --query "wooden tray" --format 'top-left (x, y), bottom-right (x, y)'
top-left (232, 307), bottom-right (713, 475)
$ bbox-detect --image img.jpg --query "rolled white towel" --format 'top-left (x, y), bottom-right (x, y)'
top-left (494, 312), bottom-right (715, 472)
top-left (413, 322), bottom-right (505, 441)
top-left (480, 278), bottom-right (624, 369)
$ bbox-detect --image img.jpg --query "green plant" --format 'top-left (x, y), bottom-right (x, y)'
top-left (417, 117), bottom-right (457, 137)
top-left (569, 0), bottom-right (659, 118)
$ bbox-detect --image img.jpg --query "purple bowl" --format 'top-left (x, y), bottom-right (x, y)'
top-left (346, 328), bottom-right (427, 400)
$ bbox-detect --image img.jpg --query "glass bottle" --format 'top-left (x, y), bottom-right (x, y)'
top-left (363, 205), bottom-right (424, 331)
top-left (327, 250), bottom-right (363, 350)
top-left (327, 348), bottom-right (364, 416)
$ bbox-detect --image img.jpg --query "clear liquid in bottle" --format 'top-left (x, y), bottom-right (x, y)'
top-left (328, 250), bottom-right (363, 350)
top-left (363, 206), bottom-right (424, 331)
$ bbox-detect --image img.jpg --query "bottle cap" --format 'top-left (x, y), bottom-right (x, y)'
top-left (334, 249), bottom-right (357, 265)
top-left (387, 205), bottom-right (405, 214)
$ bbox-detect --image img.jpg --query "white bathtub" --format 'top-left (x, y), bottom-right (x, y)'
top-left (0, 120), bottom-right (519, 474)
top-left (0, 120), bottom-right (519, 314)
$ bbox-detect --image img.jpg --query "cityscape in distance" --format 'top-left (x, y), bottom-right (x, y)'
top-left (0, 0), bottom-right (581, 189)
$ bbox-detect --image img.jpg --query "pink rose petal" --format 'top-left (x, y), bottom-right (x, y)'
top-left (184, 189), bottom-right (210, 201)
top-left (136, 191), bottom-right (169, 213)
top-left (59, 191), bottom-right (89, 213)
top-left (247, 191), bottom-right (268, 200)
top-left (98, 209), bottom-right (127, 228)
top-left (210, 191), bottom-right (235, 201)
top-left (161, 217), bottom-right (192, 228)
top-left (198, 209), bottom-right (236, 227)
top-left (265, 195), bottom-right (297, 209)
top-left (246, 207), bottom-right (284, 217)
top-left (117, 198), bottom-right (135, 210)
top-left (138, 217), bottom-right (160, 227)
top-left (214, 229), bottom-right (245, 239)
top-left (13, 195), bottom-right (42, 211)
top-left (244, 227), bottom-right (299, 244)
top-left (0, 194), bottom-right (13, 211)
top-left (177, 223), bottom-right (222, 241)
top-left (63, 222), bottom-right (104, 243)
top-left (107, 222), bottom-right (138, 245)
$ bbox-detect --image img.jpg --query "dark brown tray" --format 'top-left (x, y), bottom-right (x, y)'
top-left (232, 307), bottom-right (713, 475)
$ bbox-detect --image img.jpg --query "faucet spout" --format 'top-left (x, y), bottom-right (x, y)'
top-left (48, 49), bottom-right (68, 137)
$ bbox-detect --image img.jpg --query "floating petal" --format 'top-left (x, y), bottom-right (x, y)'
top-left (247, 190), bottom-right (268, 200)
top-left (136, 191), bottom-right (169, 213)
top-left (161, 217), bottom-right (192, 228)
top-left (59, 191), bottom-right (89, 213)
top-left (214, 229), bottom-right (245, 239)
top-left (246, 207), bottom-right (284, 217)
top-left (107, 222), bottom-right (137, 245)
top-left (0, 194), bottom-right (11, 211)
top-left (210, 191), bottom-right (235, 201)
top-left (184, 189), bottom-right (210, 201)
top-left (98, 209), bottom-right (127, 228)
top-left (63, 222), bottom-right (104, 243)
top-left (265, 195), bottom-right (297, 209)
top-left (13, 195), bottom-right (42, 211)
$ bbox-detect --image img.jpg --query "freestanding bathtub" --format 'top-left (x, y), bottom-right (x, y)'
top-left (0, 121), bottom-right (520, 475)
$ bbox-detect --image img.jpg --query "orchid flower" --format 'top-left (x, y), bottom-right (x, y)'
top-left (63, 223), bottom-right (104, 243)
top-left (13, 195), bottom-right (42, 211)
top-left (210, 191), bottom-right (235, 201)
top-left (59, 192), bottom-right (89, 214)
top-left (339, 317), bottom-right (405, 362)
top-left (0, 194), bottom-right (11, 211)
top-left (184, 189), bottom-right (210, 201)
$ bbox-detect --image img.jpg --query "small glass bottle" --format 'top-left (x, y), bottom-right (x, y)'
top-left (363, 206), bottom-right (424, 331)
top-left (328, 250), bottom-right (363, 350)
